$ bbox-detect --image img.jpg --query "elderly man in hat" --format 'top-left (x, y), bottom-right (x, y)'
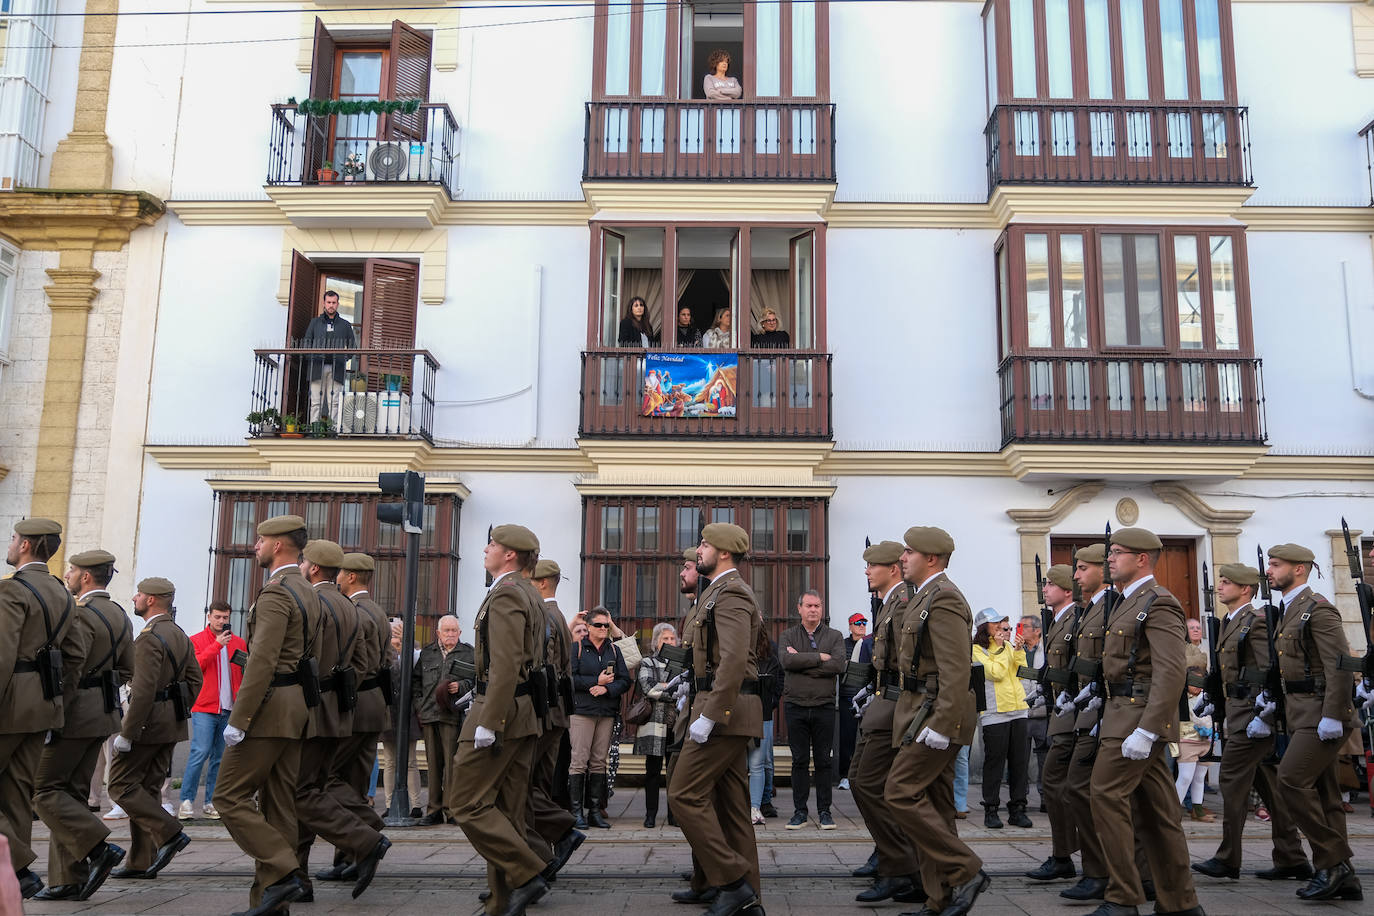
top-left (452, 524), bottom-right (551, 916)
top-left (214, 515), bottom-right (317, 916)
top-left (668, 522), bottom-right (764, 916)
top-left (1259, 544), bottom-right (1360, 902)
top-left (33, 549), bottom-right (134, 901)
top-left (1088, 527), bottom-right (1201, 916)
top-left (1191, 562), bottom-right (1310, 884)
top-left (108, 577), bottom-right (199, 881)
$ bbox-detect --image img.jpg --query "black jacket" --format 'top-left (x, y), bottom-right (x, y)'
top-left (617, 317), bottom-right (659, 348)
top-left (758, 645), bottom-right (783, 719)
top-left (750, 329), bottom-right (791, 349)
top-left (302, 312), bottom-right (357, 380)
top-left (675, 325), bottom-right (702, 348)
top-left (571, 637), bottom-right (631, 717)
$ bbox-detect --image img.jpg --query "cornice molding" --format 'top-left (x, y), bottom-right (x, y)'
top-left (168, 199), bottom-right (288, 226)
top-left (1243, 453), bottom-right (1374, 480)
top-left (265, 186), bottom-right (449, 229)
top-left (582, 181), bottom-right (836, 217)
top-left (826, 202), bottom-right (999, 229)
top-left (1237, 206), bottom-right (1374, 232)
top-left (1000, 443), bottom-right (1271, 481)
top-left (0, 190), bottom-right (165, 250)
top-left (1150, 482), bottom-right (1253, 536)
top-left (1006, 482), bottom-right (1106, 533)
top-left (989, 184), bottom-right (1256, 224)
top-left (146, 442), bottom-right (595, 475)
top-left (208, 474), bottom-right (471, 498)
top-left (816, 450), bottom-right (1009, 476)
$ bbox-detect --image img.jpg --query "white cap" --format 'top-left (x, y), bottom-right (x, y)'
top-left (973, 607), bottom-right (1008, 630)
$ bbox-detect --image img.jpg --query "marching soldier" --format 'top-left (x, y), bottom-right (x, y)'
top-left (1089, 527), bottom-right (1201, 916)
top-left (214, 515), bottom-right (316, 916)
top-left (295, 539), bottom-right (390, 901)
top-left (33, 549), bottom-right (133, 901)
top-left (1025, 564), bottom-right (1080, 884)
top-left (665, 546), bottom-right (701, 823)
top-left (1263, 544), bottom-right (1360, 901)
top-left (1191, 562), bottom-right (1310, 882)
top-left (108, 577), bottom-right (199, 880)
top-left (667, 522), bottom-right (764, 916)
top-left (0, 518), bottom-right (90, 900)
top-left (451, 524), bottom-right (549, 916)
top-left (848, 540), bottom-right (923, 905)
top-left (884, 526), bottom-right (987, 916)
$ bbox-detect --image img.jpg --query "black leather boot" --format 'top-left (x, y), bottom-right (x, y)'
top-left (644, 769), bottom-right (659, 828)
top-left (983, 805), bottom-right (1003, 829)
top-left (569, 774), bottom-right (588, 830)
top-left (587, 773), bottom-right (612, 828)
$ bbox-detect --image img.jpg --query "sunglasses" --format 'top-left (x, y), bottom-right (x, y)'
top-left (589, 622), bottom-right (610, 629)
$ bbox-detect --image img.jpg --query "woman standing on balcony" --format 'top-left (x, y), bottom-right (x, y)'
top-left (704, 50), bottom-right (742, 100)
top-left (702, 308), bottom-right (733, 349)
top-left (617, 296), bottom-right (658, 348)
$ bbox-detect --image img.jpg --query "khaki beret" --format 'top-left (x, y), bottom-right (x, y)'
top-left (903, 526), bottom-right (955, 556)
top-left (491, 524), bottom-right (539, 553)
top-left (137, 577), bottom-right (175, 597)
top-left (1268, 543), bottom-right (1315, 565)
top-left (702, 522), bottom-right (749, 555)
top-left (15, 518), bottom-right (61, 537)
top-left (682, 547), bottom-right (698, 563)
top-left (258, 515), bottom-right (306, 537)
top-left (340, 552), bottom-right (374, 572)
top-left (1076, 543), bottom-right (1106, 565)
top-left (69, 549), bottom-right (116, 568)
top-left (863, 540), bottom-right (903, 565)
top-left (1216, 563), bottom-right (1260, 586)
top-left (533, 559), bottom-right (561, 580)
top-left (1110, 527), bottom-right (1163, 552)
top-left (1045, 564), bottom-right (1074, 591)
top-left (302, 539), bottom-right (345, 567)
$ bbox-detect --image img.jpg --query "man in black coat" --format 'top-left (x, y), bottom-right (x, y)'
top-left (303, 289), bottom-right (356, 423)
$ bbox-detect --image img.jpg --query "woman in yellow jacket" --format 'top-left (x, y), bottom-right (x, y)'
top-left (972, 607), bottom-right (1032, 829)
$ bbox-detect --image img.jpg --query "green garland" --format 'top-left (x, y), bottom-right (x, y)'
top-left (288, 97), bottom-right (422, 118)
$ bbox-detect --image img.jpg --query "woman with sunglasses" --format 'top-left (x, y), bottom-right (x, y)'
top-left (971, 607), bottom-right (1032, 830)
top-left (568, 607), bottom-right (631, 829)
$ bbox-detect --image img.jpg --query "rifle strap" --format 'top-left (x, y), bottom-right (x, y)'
top-left (14, 573), bottom-right (73, 652)
top-left (83, 598), bottom-right (129, 679)
top-left (148, 624), bottom-right (191, 692)
top-left (1122, 595), bottom-right (1160, 687)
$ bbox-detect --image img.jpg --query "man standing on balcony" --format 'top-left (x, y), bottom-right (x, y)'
top-left (780, 590), bottom-right (844, 831)
top-left (303, 289), bottom-right (356, 424)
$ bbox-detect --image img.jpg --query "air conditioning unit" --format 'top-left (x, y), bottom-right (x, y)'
top-left (378, 391), bottom-right (412, 435)
top-left (337, 392), bottom-right (381, 434)
top-left (367, 142), bottom-right (434, 182)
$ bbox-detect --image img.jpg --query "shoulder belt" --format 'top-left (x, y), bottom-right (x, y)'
top-left (147, 624), bottom-right (192, 693)
top-left (14, 574), bottom-right (75, 653)
top-left (83, 599), bottom-right (130, 680)
top-left (276, 577), bottom-right (321, 659)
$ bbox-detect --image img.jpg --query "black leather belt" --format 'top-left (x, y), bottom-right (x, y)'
top-left (272, 671), bottom-right (301, 687)
top-left (78, 674), bottom-right (105, 689)
top-left (1106, 680), bottom-right (1149, 698)
top-left (12, 659), bottom-right (38, 673)
top-left (693, 677), bottom-right (761, 695)
top-left (1225, 683), bottom-right (1255, 700)
top-left (1284, 678), bottom-right (1322, 694)
top-left (359, 675), bottom-right (381, 691)
top-left (318, 676), bottom-right (338, 693)
top-left (902, 675), bottom-right (934, 693)
top-left (476, 680), bottom-right (531, 696)
top-left (877, 671), bottom-right (899, 690)
top-left (881, 685), bottom-right (902, 701)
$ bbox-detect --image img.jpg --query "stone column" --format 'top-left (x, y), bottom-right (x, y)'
top-left (48, 0), bottom-right (116, 188)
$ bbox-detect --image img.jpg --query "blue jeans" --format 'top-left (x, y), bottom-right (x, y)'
top-left (953, 744), bottom-right (970, 812)
top-left (748, 720), bottom-right (775, 808)
top-left (181, 710), bottom-right (230, 804)
top-left (368, 754), bottom-right (380, 798)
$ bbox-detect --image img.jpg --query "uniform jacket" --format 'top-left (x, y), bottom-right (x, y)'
top-left (860, 584), bottom-right (908, 734)
top-left (0, 564), bottom-right (90, 734)
top-left (120, 614), bottom-right (202, 745)
top-left (542, 598), bottom-right (574, 729)
top-left (891, 572), bottom-right (976, 747)
top-left (1043, 605), bottom-right (1080, 738)
top-left (462, 571), bottom-right (544, 742)
top-left (1274, 587), bottom-right (1357, 732)
top-left (1216, 601), bottom-right (1268, 732)
top-left (190, 624), bottom-right (247, 714)
top-left (1099, 579), bottom-right (1186, 741)
top-left (229, 565), bottom-right (314, 739)
top-left (310, 582), bottom-right (358, 739)
top-left (684, 568), bottom-right (764, 738)
top-left (351, 593), bottom-right (393, 733)
top-left (64, 593), bottom-right (135, 740)
top-left (779, 623), bottom-right (844, 707)
top-left (1073, 594), bottom-right (1109, 731)
top-left (415, 640), bottom-right (470, 725)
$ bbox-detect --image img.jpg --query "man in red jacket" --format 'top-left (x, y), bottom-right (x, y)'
top-left (177, 601), bottom-right (246, 820)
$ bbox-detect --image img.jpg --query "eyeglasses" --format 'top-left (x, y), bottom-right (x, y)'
top-left (1107, 548), bottom-right (1138, 557)
top-left (762, 317), bottom-right (778, 324)
top-left (589, 622), bottom-right (610, 629)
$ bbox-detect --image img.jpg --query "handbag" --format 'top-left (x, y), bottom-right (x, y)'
top-left (625, 693), bottom-right (653, 727)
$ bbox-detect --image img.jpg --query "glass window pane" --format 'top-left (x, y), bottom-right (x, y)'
top-left (1142, 361), bottom-right (1167, 411)
top-left (998, 246), bottom-right (1011, 358)
top-left (792, 0), bottom-right (817, 96)
top-left (231, 501), bottom-right (255, 546)
top-left (712, 507), bottom-right (733, 526)
top-left (1121, 0), bottom-right (1148, 100)
top-left (600, 231), bottom-right (623, 346)
top-left (599, 564), bottom-right (623, 617)
top-left (604, 4), bottom-right (630, 95)
top-left (1174, 236), bottom-right (1202, 350)
top-left (268, 500), bottom-right (289, 518)
top-left (1201, 112), bottom-right (1227, 158)
top-left (641, 2), bottom-right (666, 96)
top-left (1010, 0), bottom-right (1037, 98)
top-left (1195, 0), bottom-right (1225, 100)
top-left (1084, 0), bottom-right (1112, 99)
top-left (1102, 235), bottom-right (1127, 346)
top-left (635, 506), bottom-right (659, 551)
top-left (635, 565), bottom-right (658, 617)
top-left (756, 0), bottom-right (781, 96)
top-left (1167, 111), bottom-right (1193, 158)
top-left (1209, 236), bottom-right (1239, 350)
top-left (1025, 234), bottom-right (1051, 348)
top-left (603, 107), bottom-right (629, 155)
top-left (787, 566), bottom-right (811, 608)
top-left (601, 506), bottom-right (623, 550)
top-left (1045, 0), bottom-right (1072, 98)
top-left (752, 358), bottom-right (777, 408)
top-left (1182, 362), bottom-right (1207, 411)
top-left (752, 508), bottom-right (775, 553)
top-left (677, 507), bottom-right (699, 549)
top-left (793, 233), bottom-right (814, 349)
top-left (1107, 361), bottom-right (1131, 410)
top-left (1030, 361), bottom-right (1054, 411)
top-left (1134, 236), bottom-right (1164, 347)
top-left (1065, 361), bottom-right (1091, 411)
top-left (1160, 0), bottom-right (1188, 100)
top-left (421, 503), bottom-right (438, 549)
top-left (339, 502), bottom-right (362, 547)
top-left (305, 502), bottom-right (328, 539)
top-left (1218, 363), bottom-right (1242, 413)
top-left (1060, 235), bottom-right (1087, 348)
top-left (1013, 110), bottom-right (1040, 156)
top-left (228, 557), bottom-right (252, 612)
top-left (985, 10), bottom-right (997, 111)
top-left (786, 509), bottom-right (809, 552)
top-left (751, 566), bottom-right (774, 619)
top-left (375, 560), bottom-right (398, 609)
top-left (339, 52), bottom-right (383, 97)
top-left (1103, 234), bottom-right (1163, 347)
top-left (377, 519), bottom-right (400, 549)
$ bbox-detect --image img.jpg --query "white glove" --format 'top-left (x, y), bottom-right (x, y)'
top-left (454, 689), bottom-right (474, 710)
top-left (473, 725), bottom-right (496, 749)
top-left (1120, 728), bottom-right (1157, 760)
top-left (852, 692), bottom-right (874, 717)
top-left (676, 692), bottom-right (688, 715)
top-left (1089, 722), bottom-right (1099, 738)
top-left (1054, 690), bottom-right (1074, 716)
top-left (1356, 681), bottom-right (1374, 713)
top-left (1074, 683), bottom-right (1102, 712)
top-left (1192, 694), bottom-right (1214, 719)
top-left (1253, 690), bottom-right (1276, 721)
top-left (673, 680), bottom-right (691, 701)
top-left (663, 672), bottom-right (684, 692)
top-left (1246, 717), bottom-right (1272, 739)
top-left (916, 727), bottom-right (950, 751)
top-left (1028, 690), bottom-right (1046, 709)
top-left (689, 715), bottom-right (715, 744)
top-left (112, 735), bottom-right (132, 754)
top-left (223, 725), bottom-right (245, 746)
top-left (1317, 717), bottom-right (1345, 742)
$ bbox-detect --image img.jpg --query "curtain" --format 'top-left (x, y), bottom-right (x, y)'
top-left (749, 269), bottom-right (789, 333)
top-left (624, 268), bottom-right (665, 334)
top-left (676, 269), bottom-right (695, 301)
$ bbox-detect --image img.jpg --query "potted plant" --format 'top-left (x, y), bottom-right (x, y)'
top-left (281, 414), bottom-right (303, 437)
top-left (317, 161), bottom-right (335, 183)
top-left (308, 417), bottom-right (335, 439)
top-left (246, 408), bottom-right (281, 436)
top-left (342, 152), bottom-right (366, 183)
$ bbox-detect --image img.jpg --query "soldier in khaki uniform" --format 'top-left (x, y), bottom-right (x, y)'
top-left (451, 524), bottom-right (550, 916)
top-left (33, 549), bottom-right (133, 900)
top-left (1260, 544), bottom-right (1360, 901)
top-left (214, 515), bottom-right (316, 916)
top-left (524, 558), bottom-right (584, 879)
top-left (1088, 527), bottom-right (1201, 916)
top-left (1191, 562), bottom-right (1310, 882)
top-left (667, 522), bottom-right (764, 916)
top-left (883, 526), bottom-right (987, 916)
top-left (848, 540), bottom-right (923, 905)
top-left (664, 546), bottom-right (701, 824)
top-left (1025, 563), bottom-right (1081, 884)
top-left (0, 518), bottom-right (90, 900)
top-left (108, 577), bottom-right (199, 880)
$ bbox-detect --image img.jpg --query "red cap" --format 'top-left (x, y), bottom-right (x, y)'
top-left (848, 613), bottom-right (868, 626)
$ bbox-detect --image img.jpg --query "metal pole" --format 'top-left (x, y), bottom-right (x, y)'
top-left (386, 526), bottom-right (423, 826)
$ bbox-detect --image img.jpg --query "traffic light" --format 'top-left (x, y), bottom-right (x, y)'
top-left (378, 470), bottom-right (425, 533)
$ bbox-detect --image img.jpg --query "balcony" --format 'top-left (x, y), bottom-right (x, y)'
top-left (985, 103), bottom-right (1251, 192)
top-left (580, 348), bottom-right (832, 439)
top-left (1361, 119), bottom-right (1374, 205)
top-left (584, 100), bottom-right (835, 181)
top-left (998, 354), bottom-right (1265, 446)
top-left (249, 347), bottom-right (439, 443)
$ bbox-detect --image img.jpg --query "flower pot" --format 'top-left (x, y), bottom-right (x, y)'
top-left (317, 169), bottom-right (336, 182)
top-left (343, 174), bottom-right (356, 183)
top-left (281, 431), bottom-right (304, 439)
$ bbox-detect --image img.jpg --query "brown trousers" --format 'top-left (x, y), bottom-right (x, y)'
top-left (451, 734), bottom-right (546, 915)
top-left (1065, 732), bottom-right (1153, 881)
top-left (1215, 729), bottom-right (1306, 869)
top-left (329, 730), bottom-right (384, 834)
top-left (423, 721), bottom-right (460, 817)
top-left (669, 734), bottom-right (760, 894)
top-left (849, 725), bottom-right (919, 877)
top-left (0, 731), bottom-right (44, 871)
top-left (884, 740), bottom-right (981, 911)
top-left (109, 742), bottom-right (180, 872)
top-left (214, 736), bottom-right (302, 908)
top-left (1090, 738), bottom-right (1197, 911)
top-left (296, 736), bottom-right (382, 881)
top-left (1278, 728), bottom-right (1352, 869)
top-left (35, 735), bottom-right (110, 886)
top-left (1040, 733), bottom-right (1080, 859)
top-left (524, 723), bottom-right (575, 860)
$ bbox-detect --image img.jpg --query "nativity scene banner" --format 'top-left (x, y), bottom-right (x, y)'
top-left (642, 353), bottom-right (737, 418)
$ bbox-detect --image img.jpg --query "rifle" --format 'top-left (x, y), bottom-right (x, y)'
top-left (1256, 544), bottom-right (1288, 739)
top-left (1072, 524), bottom-right (1117, 766)
top-left (1016, 554), bottom-right (1054, 698)
top-left (1336, 518), bottom-right (1374, 686)
top-left (1191, 563), bottom-right (1224, 761)
top-left (1102, 522), bottom-right (1121, 617)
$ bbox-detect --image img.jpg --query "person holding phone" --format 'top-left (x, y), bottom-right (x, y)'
top-left (178, 601), bottom-right (246, 821)
top-left (568, 606), bottom-right (630, 829)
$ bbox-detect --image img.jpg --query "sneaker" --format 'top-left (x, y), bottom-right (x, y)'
top-left (785, 811), bottom-right (808, 830)
top-left (162, 803), bottom-right (176, 816)
top-left (837, 778), bottom-right (850, 791)
top-left (102, 805), bottom-right (127, 820)
top-left (759, 802), bottom-right (779, 819)
top-left (818, 811), bottom-right (837, 830)
top-left (202, 803), bottom-right (221, 820)
top-left (177, 800), bottom-right (194, 820)
top-left (751, 807), bottom-right (764, 825)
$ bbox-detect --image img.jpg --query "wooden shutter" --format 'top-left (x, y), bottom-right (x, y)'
top-left (283, 251), bottom-right (320, 421)
top-left (387, 21), bottom-right (433, 143)
top-left (303, 18), bottom-right (337, 180)
top-left (363, 258), bottom-right (419, 392)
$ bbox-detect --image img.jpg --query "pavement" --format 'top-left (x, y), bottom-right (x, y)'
top-left (23, 784), bottom-right (1374, 915)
